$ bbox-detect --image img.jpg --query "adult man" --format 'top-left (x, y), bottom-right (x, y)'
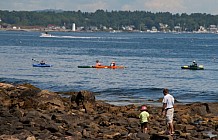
top-left (162, 88), bottom-right (175, 135)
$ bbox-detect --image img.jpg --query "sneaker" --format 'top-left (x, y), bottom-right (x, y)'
top-left (170, 132), bottom-right (175, 136)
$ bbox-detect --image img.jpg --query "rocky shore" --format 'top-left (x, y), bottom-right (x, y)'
top-left (0, 82), bottom-right (217, 140)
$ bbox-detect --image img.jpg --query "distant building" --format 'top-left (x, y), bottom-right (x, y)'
top-left (89, 26), bottom-right (98, 31)
top-left (208, 25), bottom-right (217, 33)
top-left (174, 26), bottom-right (182, 32)
top-left (159, 23), bottom-right (169, 32)
top-left (197, 26), bottom-right (207, 33)
top-left (151, 26), bottom-right (158, 32)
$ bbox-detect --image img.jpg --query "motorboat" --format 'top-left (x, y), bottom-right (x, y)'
top-left (181, 65), bottom-right (204, 70)
top-left (40, 32), bottom-right (52, 37)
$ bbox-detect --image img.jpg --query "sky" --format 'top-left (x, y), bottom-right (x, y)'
top-left (0, 0), bottom-right (218, 15)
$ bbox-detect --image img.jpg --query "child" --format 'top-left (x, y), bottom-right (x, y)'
top-left (139, 105), bottom-right (149, 133)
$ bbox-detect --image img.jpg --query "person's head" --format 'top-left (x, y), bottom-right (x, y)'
top-left (140, 105), bottom-right (147, 111)
top-left (163, 88), bottom-right (169, 95)
top-left (96, 60), bottom-right (99, 63)
top-left (193, 60), bottom-right (196, 63)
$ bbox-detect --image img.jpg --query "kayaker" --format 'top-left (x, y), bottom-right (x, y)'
top-left (192, 60), bottom-right (197, 66)
top-left (110, 61), bottom-right (116, 66)
top-left (96, 60), bottom-right (101, 66)
top-left (40, 60), bottom-right (45, 65)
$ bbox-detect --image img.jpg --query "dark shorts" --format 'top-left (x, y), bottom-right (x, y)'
top-left (141, 122), bottom-right (148, 128)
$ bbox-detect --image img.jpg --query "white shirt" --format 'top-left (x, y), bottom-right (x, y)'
top-left (162, 94), bottom-right (174, 109)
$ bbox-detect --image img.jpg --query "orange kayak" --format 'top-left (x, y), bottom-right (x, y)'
top-left (78, 65), bottom-right (125, 69)
top-left (93, 65), bottom-right (125, 69)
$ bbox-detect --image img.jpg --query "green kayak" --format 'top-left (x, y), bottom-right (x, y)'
top-left (181, 65), bottom-right (204, 70)
top-left (78, 66), bottom-right (93, 68)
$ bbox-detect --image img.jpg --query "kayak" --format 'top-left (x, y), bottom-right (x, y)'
top-left (94, 65), bottom-right (125, 69)
top-left (78, 65), bottom-right (125, 69)
top-left (33, 63), bottom-right (52, 67)
top-left (181, 65), bottom-right (204, 70)
top-left (78, 66), bottom-right (93, 68)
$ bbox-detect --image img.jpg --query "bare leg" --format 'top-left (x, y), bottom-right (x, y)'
top-left (168, 122), bottom-right (174, 134)
top-left (141, 126), bottom-right (145, 133)
top-left (144, 128), bottom-right (148, 133)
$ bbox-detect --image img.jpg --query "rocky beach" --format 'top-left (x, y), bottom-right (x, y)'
top-left (0, 82), bottom-right (217, 140)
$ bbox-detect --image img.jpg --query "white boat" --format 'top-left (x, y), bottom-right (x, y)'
top-left (40, 32), bottom-right (53, 37)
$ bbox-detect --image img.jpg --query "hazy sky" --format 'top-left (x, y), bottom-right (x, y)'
top-left (1, 0), bottom-right (218, 15)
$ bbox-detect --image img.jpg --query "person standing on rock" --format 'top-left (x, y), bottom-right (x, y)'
top-left (161, 88), bottom-right (175, 135)
top-left (139, 105), bottom-right (149, 133)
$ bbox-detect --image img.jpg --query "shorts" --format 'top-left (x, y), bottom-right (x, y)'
top-left (141, 122), bottom-right (148, 129)
top-left (166, 108), bottom-right (174, 124)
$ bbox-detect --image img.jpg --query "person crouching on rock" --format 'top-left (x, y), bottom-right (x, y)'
top-left (139, 105), bottom-right (149, 133)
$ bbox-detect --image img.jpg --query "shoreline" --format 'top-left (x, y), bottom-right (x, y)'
top-left (1, 28), bottom-right (218, 34)
top-left (0, 82), bottom-right (217, 139)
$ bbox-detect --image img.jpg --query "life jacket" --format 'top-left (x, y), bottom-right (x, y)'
top-left (110, 62), bottom-right (115, 66)
top-left (96, 62), bottom-right (101, 66)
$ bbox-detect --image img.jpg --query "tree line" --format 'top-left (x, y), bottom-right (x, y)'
top-left (0, 10), bottom-right (218, 31)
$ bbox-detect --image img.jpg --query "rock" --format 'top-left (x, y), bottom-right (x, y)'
top-left (126, 110), bottom-right (139, 118)
top-left (103, 132), bottom-right (121, 139)
top-left (127, 133), bottom-right (140, 140)
top-left (185, 125), bottom-right (195, 131)
top-left (174, 124), bottom-right (185, 131)
top-left (180, 132), bottom-right (191, 138)
top-left (180, 114), bottom-right (191, 124)
top-left (0, 135), bottom-right (19, 140)
top-left (64, 136), bottom-right (75, 140)
top-left (136, 131), bottom-right (150, 140)
top-left (0, 99), bottom-right (12, 108)
top-left (150, 134), bottom-right (173, 140)
top-left (26, 136), bottom-right (36, 140)
top-left (36, 90), bottom-right (66, 111)
top-left (82, 129), bottom-right (90, 138)
top-left (187, 103), bottom-right (210, 116)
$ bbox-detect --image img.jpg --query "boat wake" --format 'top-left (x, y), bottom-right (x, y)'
top-left (40, 34), bottom-right (100, 39)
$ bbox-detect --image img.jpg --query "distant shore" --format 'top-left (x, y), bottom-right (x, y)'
top-left (1, 28), bottom-right (218, 34)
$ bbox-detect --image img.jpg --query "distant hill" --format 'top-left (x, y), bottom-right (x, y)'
top-left (34, 9), bottom-right (64, 13)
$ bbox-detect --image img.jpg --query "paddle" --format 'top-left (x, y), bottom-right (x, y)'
top-left (32, 58), bottom-right (40, 63)
top-left (32, 58), bottom-right (45, 64)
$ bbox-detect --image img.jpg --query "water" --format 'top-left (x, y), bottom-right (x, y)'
top-left (0, 31), bottom-right (217, 105)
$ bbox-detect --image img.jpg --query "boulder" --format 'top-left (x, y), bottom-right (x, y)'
top-left (71, 90), bottom-right (95, 105)
top-left (36, 90), bottom-right (66, 111)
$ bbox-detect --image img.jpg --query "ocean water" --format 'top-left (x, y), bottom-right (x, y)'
top-left (0, 31), bottom-right (217, 105)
